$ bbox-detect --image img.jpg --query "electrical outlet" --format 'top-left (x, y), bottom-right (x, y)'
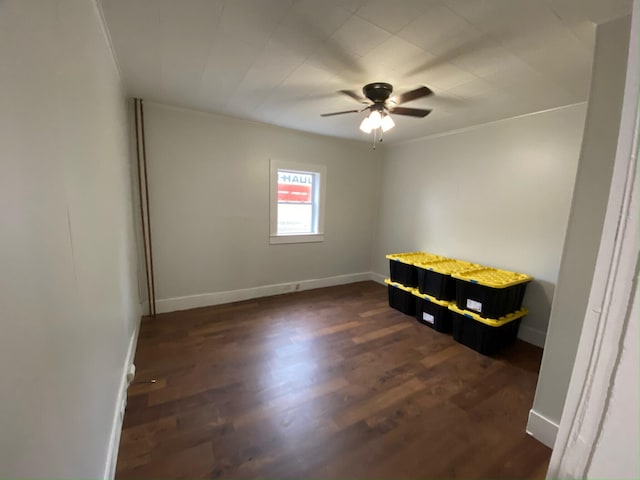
top-left (126, 364), bottom-right (136, 384)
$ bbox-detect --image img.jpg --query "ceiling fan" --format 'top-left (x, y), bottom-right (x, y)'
top-left (321, 82), bottom-right (433, 135)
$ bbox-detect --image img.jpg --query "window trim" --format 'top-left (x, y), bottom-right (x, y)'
top-left (269, 159), bottom-right (326, 244)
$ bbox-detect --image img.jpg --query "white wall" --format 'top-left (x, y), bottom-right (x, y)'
top-left (142, 103), bottom-right (380, 311)
top-left (0, 1), bottom-right (140, 478)
top-left (588, 287), bottom-right (639, 478)
top-left (547, 9), bottom-right (638, 473)
top-left (529, 15), bottom-right (631, 444)
top-left (581, 12), bottom-right (638, 477)
top-left (371, 104), bottom-right (587, 345)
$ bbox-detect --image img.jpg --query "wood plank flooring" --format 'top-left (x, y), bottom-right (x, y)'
top-left (116, 281), bottom-right (550, 479)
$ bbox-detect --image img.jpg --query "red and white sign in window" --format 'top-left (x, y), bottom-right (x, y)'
top-left (277, 171), bottom-right (315, 234)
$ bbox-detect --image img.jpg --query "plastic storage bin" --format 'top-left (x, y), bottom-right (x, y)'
top-left (416, 259), bottom-right (480, 300)
top-left (384, 278), bottom-right (416, 315)
top-left (448, 303), bottom-right (527, 355)
top-left (412, 290), bottom-right (452, 333)
top-left (452, 267), bottom-right (532, 318)
top-left (386, 252), bottom-right (443, 288)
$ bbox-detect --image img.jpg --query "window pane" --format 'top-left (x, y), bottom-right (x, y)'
top-left (277, 169), bottom-right (315, 234)
top-left (277, 203), bottom-right (313, 234)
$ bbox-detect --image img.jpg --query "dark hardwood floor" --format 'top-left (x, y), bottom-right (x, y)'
top-left (116, 281), bottom-right (550, 479)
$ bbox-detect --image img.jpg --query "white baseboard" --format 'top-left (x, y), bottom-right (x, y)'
top-left (104, 324), bottom-right (140, 479)
top-left (370, 271), bottom-right (387, 285)
top-left (518, 325), bottom-right (547, 348)
top-left (155, 272), bottom-right (375, 314)
top-left (139, 300), bottom-right (149, 317)
top-left (527, 409), bottom-right (559, 449)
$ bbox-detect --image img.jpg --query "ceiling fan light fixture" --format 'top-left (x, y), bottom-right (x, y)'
top-left (381, 114), bottom-right (395, 132)
top-left (368, 110), bottom-right (382, 129)
top-left (359, 116), bottom-right (372, 133)
top-left (321, 83), bottom-right (433, 140)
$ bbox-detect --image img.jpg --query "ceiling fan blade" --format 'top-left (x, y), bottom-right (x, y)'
top-left (392, 86), bottom-right (433, 105)
top-left (320, 109), bottom-right (363, 117)
top-left (339, 89), bottom-right (368, 104)
top-left (389, 106), bottom-right (432, 118)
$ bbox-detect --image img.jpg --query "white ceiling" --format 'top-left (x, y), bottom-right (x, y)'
top-left (100, 0), bottom-right (632, 143)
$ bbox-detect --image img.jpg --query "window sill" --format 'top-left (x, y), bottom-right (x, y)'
top-left (269, 233), bottom-right (325, 245)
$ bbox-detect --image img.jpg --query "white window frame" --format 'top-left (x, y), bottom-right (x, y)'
top-left (269, 159), bottom-right (326, 244)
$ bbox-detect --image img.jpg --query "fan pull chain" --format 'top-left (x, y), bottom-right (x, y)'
top-left (372, 128), bottom-right (385, 149)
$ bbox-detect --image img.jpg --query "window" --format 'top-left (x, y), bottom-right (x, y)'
top-left (270, 159), bottom-right (326, 244)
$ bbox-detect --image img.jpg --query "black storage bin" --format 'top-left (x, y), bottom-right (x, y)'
top-left (386, 252), bottom-right (443, 288)
top-left (416, 259), bottom-right (479, 300)
top-left (385, 279), bottom-right (415, 315)
top-left (452, 267), bottom-right (532, 319)
top-left (390, 259), bottom-right (418, 288)
top-left (449, 303), bottom-right (527, 355)
top-left (413, 290), bottom-right (452, 333)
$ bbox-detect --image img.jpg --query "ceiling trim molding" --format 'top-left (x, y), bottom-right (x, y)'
top-left (385, 102), bottom-right (588, 147)
top-left (91, 0), bottom-right (123, 82)
top-left (141, 100), bottom-right (375, 148)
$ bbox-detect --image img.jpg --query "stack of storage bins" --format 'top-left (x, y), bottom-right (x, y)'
top-left (384, 251), bottom-right (533, 355)
top-left (449, 268), bottom-right (532, 355)
top-left (412, 259), bottom-right (480, 332)
top-left (384, 252), bottom-right (444, 316)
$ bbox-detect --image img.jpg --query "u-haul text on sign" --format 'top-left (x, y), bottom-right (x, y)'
top-left (277, 171), bottom-right (313, 203)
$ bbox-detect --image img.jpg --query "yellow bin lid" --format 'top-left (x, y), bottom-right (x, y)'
top-left (448, 302), bottom-right (528, 327)
top-left (386, 252), bottom-right (444, 265)
top-left (451, 267), bottom-right (532, 288)
top-left (384, 278), bottom-right (415, 293)
top-left (415, 258), bottom-right (481, 275)
top-left (411, 289), bottom-right (451, 307)
top-left (385, 251), bottom-right (422, 261)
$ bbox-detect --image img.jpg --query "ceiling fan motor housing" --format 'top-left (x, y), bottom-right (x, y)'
top-left (320, 83), bottom-right (432, 119)
top-left (363, 82), bottom-right (393, 103)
